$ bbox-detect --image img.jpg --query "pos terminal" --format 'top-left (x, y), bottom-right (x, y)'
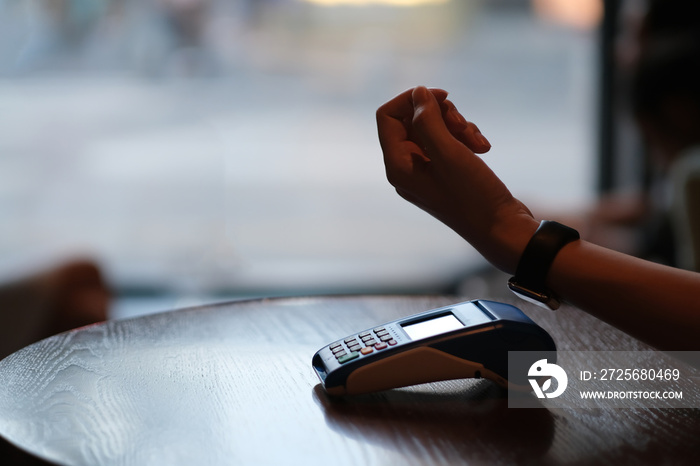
top-left (312, 300), bottom-right (556, 395)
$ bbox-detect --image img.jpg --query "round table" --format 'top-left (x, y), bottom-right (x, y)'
top-left (0, 295), bottom-right (698, 465)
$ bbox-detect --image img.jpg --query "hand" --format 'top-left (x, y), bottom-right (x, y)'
top-left (38, 259), bottom-right (110, 336)
top-left (376, 86), bottom-right (539, 273)
top-left (0, 259), bottom-right (110, 360)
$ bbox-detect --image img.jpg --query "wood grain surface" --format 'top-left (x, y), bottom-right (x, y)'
top-left (0, 295), bottom-right (698, 465)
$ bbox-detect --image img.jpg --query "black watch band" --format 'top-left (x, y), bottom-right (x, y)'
top-left (508, 220), bottom-right (580, 310)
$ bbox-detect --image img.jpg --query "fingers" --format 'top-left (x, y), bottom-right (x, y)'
top-left (376, 87), bottom-right (448, 185)
top-left (376, 87), bottom-right (448, 122)
top-left (376, 95), bottom-right (421, 184)
top-left (410, 86), bottom-right (462, 157)
top-left (376, 88), bottom-right (413, 152)
top-left (377, 85), bottom-right (490, 186)
top-left (439, 99), bottom-right (491, 154)
top-left (377, 86), bottom-right (487, 153)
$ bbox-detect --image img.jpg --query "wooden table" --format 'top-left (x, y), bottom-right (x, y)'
top-left (0, 295), bottom-right (698, 465)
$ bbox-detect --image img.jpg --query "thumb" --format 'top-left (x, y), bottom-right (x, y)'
top-left (411, 86), bottom-right (461, 158)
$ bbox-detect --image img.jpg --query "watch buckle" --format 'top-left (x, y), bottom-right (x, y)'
top-left (507, 278), bottom-right (561, 310)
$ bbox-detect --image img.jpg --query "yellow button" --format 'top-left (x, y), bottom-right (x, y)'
top-left (360, 347), bottom-right (374, 355)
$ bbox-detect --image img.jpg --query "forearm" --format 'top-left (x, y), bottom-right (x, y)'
top-left (548, 240), bottom-right (700, 351)
top-left (377, 86), bottom-right (700, 353)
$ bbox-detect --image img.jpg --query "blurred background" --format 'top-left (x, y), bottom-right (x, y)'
top-left (0, 0), bottom-right (603, 319)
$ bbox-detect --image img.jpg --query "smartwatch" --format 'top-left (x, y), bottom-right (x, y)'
top-left (508, 220), bottom-right (580, 310)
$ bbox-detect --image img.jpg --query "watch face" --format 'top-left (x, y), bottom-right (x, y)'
top-left (507, 278), bottom-right (560, 310)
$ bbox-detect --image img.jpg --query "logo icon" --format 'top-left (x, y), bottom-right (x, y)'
top-left (528, 359), bottom-right (568, 398)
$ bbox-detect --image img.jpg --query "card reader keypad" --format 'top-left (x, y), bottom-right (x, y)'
top-left (331, 327), bottom-right (397, 364)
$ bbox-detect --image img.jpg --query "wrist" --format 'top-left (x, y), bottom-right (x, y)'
top-left (508, 220), bottom-right (581, 310)
top-left (489, 215), bottom-right (540, 275)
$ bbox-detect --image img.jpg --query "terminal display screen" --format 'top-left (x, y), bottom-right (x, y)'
top-left (402, 314), bottom-right (464, 341)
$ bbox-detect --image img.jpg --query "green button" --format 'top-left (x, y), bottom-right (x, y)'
top-left (337, 352), bottom-right (359, 364)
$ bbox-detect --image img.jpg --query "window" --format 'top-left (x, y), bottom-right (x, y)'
top-left (0, 0), bottom-right (599, 310)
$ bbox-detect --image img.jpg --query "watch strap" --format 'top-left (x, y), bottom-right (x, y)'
top-left (509, 220), bottom-right (580, 309)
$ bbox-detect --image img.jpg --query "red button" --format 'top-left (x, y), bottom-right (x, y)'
top-left (374, 342), bottom-right (388, 350)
